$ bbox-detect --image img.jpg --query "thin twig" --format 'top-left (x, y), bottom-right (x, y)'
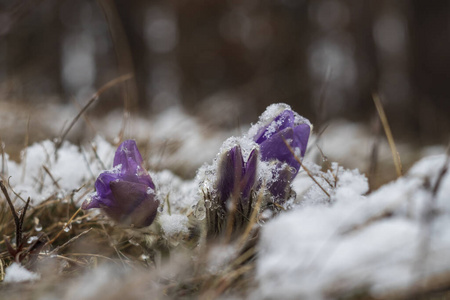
top-left (49, 228), bottom-right (93, 255)
top-left (55, 74), bottom-right (133, 150)
top-left (62, 252), bottom-right (121, 264)
top-left (18, 197), bottom-right (31, 244)
top-left (48, 254), bottom-right (86, 267)
top-left (98, 0), bottom-right (137, 143)
top-left (42, 165), bottom-right (62, 190)
top-left (308, 123), bottom-right (329, 157)
top-left (0, 180), bottom-right (20, 245)
top-left (282, 137), bottom-right (331, 198)
top-left (100, 223), bottom-right (128, 268)
top-left (70, 97), bottom-right (97, 135)
top-left (431, 146), bottom-right (450, 197)
top-left (8, 177), bottom-right (32, 205)
top-left (373, 93), bottom-right (403, 178)
top-left (46, 207), bottom-right (82, 246)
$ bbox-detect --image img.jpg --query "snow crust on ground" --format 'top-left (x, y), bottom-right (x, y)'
top-left (4, 263), bottom-right (40, 283)
top-left (4, 136), bottom-right (115, 206)
top-left (255, 154), bottom-right (450, 299)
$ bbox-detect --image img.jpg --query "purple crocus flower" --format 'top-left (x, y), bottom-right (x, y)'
top-left (253, 108), bottom-right (311, 175)
top-left (82, 140), bottom-right (160, 228)
top-left (252, 105), bottom-right (311, 202)
top-left (206, 144), bottom-right (258, 237)
top-left (215, 145), bottom-right (258, 206)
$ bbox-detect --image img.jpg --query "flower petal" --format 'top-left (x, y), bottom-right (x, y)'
top-left (94, 171), bottom-right (119, 200)
top-left (112, 140), bottom-right (155, 190)
top-left (81, 193), bottom-right (102, 210)
top-left (268, 163), bottom-right (296, 202)
top-left (113, 140), bottom-right (144, 172)
top-left (240, 148), bottom-right (258, 201)
top-left (254, 110), bottom-right (295, 144)
top-left (215, 145), bottom-right (244, 205)
top-left (259, 127), bottom-right (301, 173)
top-left (120, 171), bottom-right (155, 191)
top-left (293, 123), bottom-right (311, 157)
top-left (108, 180), bottom-right (159, 227)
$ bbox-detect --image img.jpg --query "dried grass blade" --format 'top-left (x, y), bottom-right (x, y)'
top-left (282, 137), bottom-right (331, 198)
top-left (55, 74), bottom-right (133, 150)
top-left (46, 207), bottom-right (82, 246)
top-left (373, 93), bottom-right (403, 177)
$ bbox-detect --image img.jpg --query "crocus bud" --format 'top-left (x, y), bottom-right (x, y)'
top-left (267, 162), bottom-right (297, 202)
top-left (204, 144), bottom-right (259, 237)
top-left (250, 104), bottom-right (311, 203)
top-left (82, 140), bottom-right (160, 228)
top-left (253, 106), bottom-right (311, 175)
top-left (215, 145), bottom-right (258, 207)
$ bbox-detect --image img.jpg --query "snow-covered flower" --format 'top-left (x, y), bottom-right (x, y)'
top-left (253, 106), bottom-right (311, 175)
top-left (82, 140), bottom-right (160, 228)
top-left (203, 143), bottom-right (259, 237)
top-left (215, 145), bottom-right (258, 206)
top-left (200, 104), bottom-right (313, 237)
top-left (251, 104), bottom-right (311, 201)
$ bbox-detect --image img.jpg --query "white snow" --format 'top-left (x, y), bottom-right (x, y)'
top-left (255, 154), bottom-right (450, 299)
top-left (144, 107), bottom-right (234, 176)
top-left (4, 263), bottom-right (40, 283)
top-left (159, 214), bottom-right (189, 237)
top-left (206, 244), bottom-right (238, 274)
top-left (304, 119), bottom-right (416, 177)
top-left (152, 169), bottom-right (198, 213)
top-left (3, 136), bottom-right (115, 206)
top-left (62, 265), bottom-right (120, 299)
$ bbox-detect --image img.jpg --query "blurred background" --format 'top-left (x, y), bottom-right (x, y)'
top-left (0, 0), bottom-right (449, 153)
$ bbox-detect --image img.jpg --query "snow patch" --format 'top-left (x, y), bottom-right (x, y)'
top-left (255, 154), bottom-right (450, 299)
top-left (159, 214), bottom-right (189, 237)
top-left (3, 136), bottom-right (115, 206)
top-left (4, 263), bottom-right (40, 283)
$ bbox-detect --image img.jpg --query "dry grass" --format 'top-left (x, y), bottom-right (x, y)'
top-left (0, 81), bottom-right (260, 299)
top-left (0, 87), bottom-right (449, 299)
top-left (0, 175), bottom-right (262, 299)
